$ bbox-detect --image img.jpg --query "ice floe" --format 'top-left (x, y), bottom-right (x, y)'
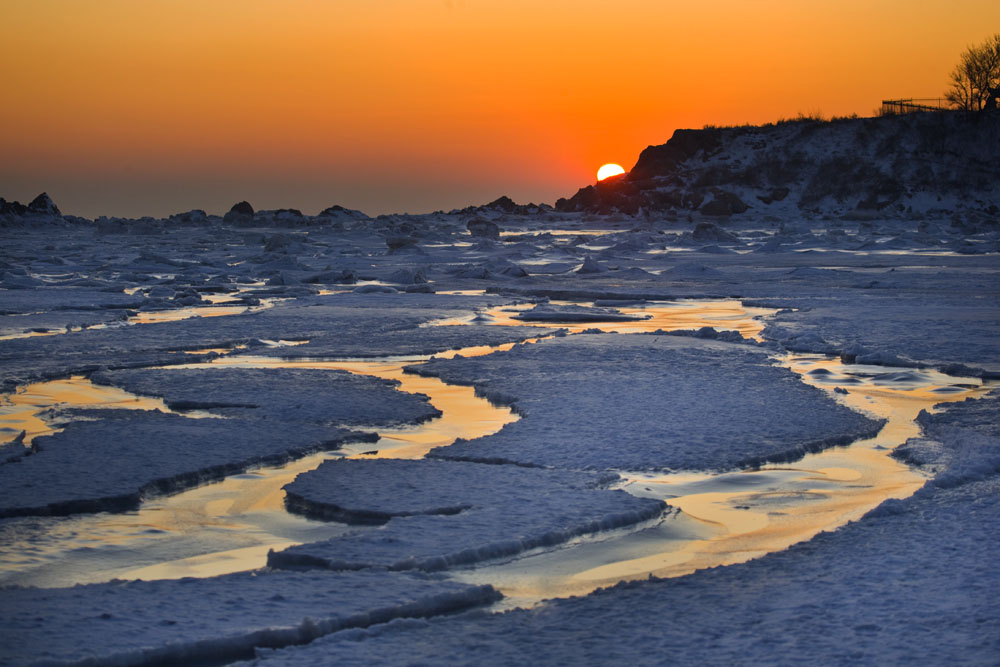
top-left (270, 459), bottom-right (665, 571)
top-left (416, 334), bottom-right (882, 471)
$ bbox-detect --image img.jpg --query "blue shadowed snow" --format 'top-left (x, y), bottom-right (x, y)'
top-left (0, 412), bottom-right (374, 517)
top-left (0, 569), bottom-right (500, 666)
top-left (91, 367), bottom-right (441, 427)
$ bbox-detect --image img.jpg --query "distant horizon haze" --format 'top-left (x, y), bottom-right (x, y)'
top-left (3, 0), bottom-right (999, 219)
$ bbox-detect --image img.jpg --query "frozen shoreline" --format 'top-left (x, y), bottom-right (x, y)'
top-left (1, 203), bottom-right (997, 665)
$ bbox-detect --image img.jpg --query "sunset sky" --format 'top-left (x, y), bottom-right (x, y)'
top-left (2, 1), bottom-right (998, 218)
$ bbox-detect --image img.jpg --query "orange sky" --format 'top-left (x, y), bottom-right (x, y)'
top-left (2, 0), bottom-right (998, 218)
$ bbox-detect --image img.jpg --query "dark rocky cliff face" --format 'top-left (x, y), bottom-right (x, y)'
top-left (556, 112), bottom-right (1000, 220)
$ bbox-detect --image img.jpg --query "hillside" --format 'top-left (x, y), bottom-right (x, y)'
top-left (557, 111), bottom-right (1000, 221)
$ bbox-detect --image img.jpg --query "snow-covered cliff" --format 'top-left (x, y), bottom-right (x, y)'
top-left (557, 111), bottom-right (1000, 222)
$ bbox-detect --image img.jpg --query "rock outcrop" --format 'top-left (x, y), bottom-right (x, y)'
top-left (222, 201), bottom-right (255, 225)
top-left (466, 217), bottom-right (501, 240)
top-left (0, 193), bottom-right (65, 226)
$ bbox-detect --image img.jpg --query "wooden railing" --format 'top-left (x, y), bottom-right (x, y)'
top-left (880, 98), bottom-right (949, 115)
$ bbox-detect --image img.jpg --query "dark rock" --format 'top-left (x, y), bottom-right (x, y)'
top-left (0, 198), bottom-right (28, 217)
top-left (628, 128), bottom-right (725, 182)
top-left (466, 218), bottom-right (500, 240)
top-left (28, 193), bottom-right (61, 216)
top-left (168, 210), bottom-right (209, 224)
top-left (484, 196), bottom-right (519, 213)
top-left (453, 196), bottom-right (548, 216)
top-left (555, 178), bottom-right (641, 214)
top-left (757, 187), bottom-right (790, 204)
top-left (386, 236), bottom-right (420, 253)
top-left (700, 192), bottom-right (749, 216)
top-left (691, 222), bottom-right (739, 243)
top-left (223, 201), bottom-right (254, 224)
top-left (264, 233), bottom-right (294, 252)
top-left (319, 205), bottom-right (368, 219)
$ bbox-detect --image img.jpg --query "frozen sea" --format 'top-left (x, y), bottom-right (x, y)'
top-left (0, 207), bottom-right (997, 665)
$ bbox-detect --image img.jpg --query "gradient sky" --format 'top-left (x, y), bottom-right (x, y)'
top-left (2, 1), bottom-right (998, 218)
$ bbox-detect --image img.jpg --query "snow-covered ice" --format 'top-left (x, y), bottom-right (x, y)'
top-left (0, 412), bottom-right (372, 517)
top-left (91, 367), bottom-right (441, 427)
top-left (270, 459), bottom-right (665, 570)
top-left (416, 334), bottom-right (883, 470)
top-left (0, 570), bottom-right (499, 666)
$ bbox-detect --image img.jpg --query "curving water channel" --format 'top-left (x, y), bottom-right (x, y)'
top-left (0, 299), bottom-right (989, 609)
top-left (0, 348), bottom-right (520, 587)
top-left (450, 357), bottom-right (989, 608)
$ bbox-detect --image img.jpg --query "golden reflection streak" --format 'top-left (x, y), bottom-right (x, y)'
top-left (433, 300), bottom-right (774, 341)
top-left (93, 345), bottom-right (524, 581)
top-left (1, 376), bottom-right (169, 445)
top-left (200, 349), bottom-right (520, 462)
top-left (128, 304), bottom-right (252, 324)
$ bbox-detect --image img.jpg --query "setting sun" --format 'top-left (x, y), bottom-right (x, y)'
top-left (597, 163), bottom-right (626, 181)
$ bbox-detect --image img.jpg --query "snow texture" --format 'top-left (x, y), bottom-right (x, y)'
top-left (0, 570), bottom-right (499, 666)
top-left (91, 367), bottom-right (441, 427)
top-left (270, 459), bottom-right (665, 570)
top-left (417, 334), bottom-right (883, 471)
top-left (0, 412), bottom-right (373, 518)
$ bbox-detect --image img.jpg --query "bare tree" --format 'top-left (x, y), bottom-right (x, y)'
top-left (946, 34), bottom-right (1000, 110)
